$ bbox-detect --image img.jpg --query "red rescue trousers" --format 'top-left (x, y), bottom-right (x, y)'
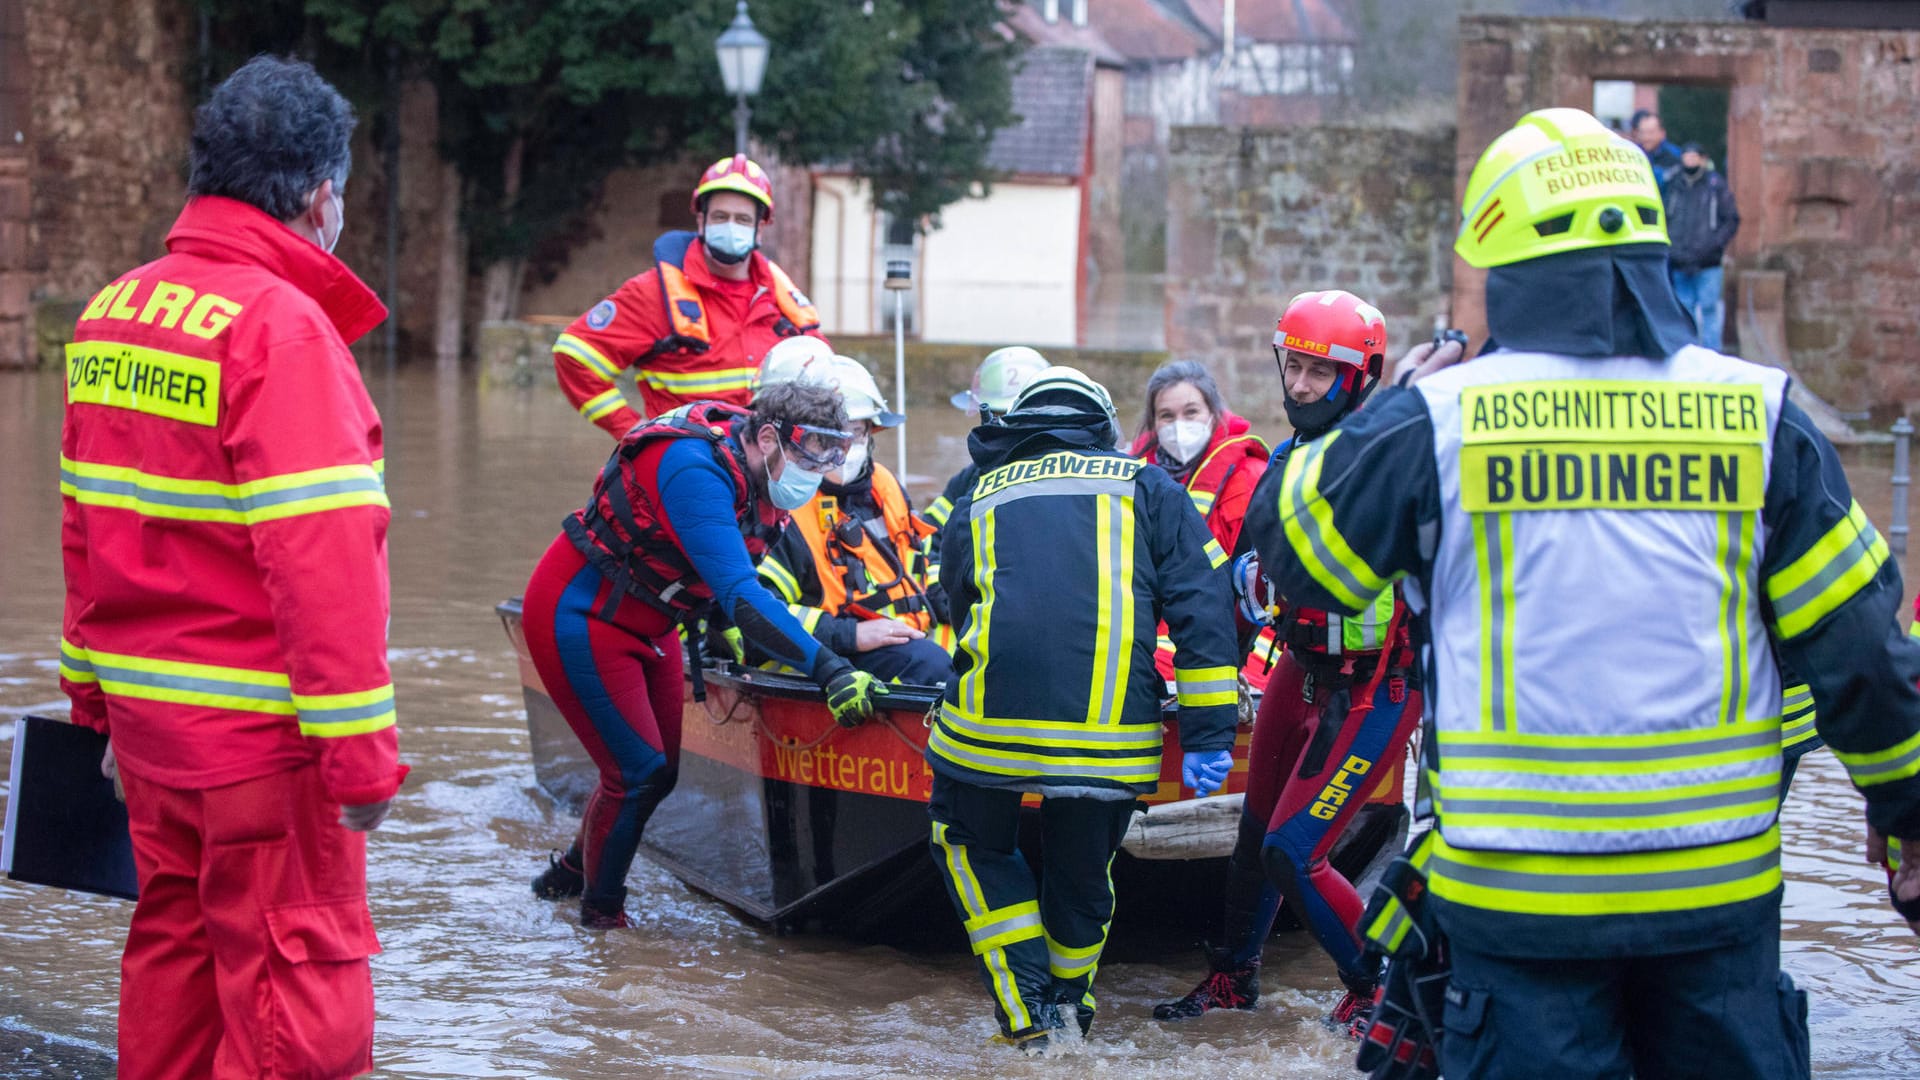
top-left (119, 761), bottom-right (380, 1079)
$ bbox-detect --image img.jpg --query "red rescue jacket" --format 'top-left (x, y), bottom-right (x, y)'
top-left (552, 232), bottom-right (824, 436)
top-left (1133, 412), bottom-right (1273, 686)
top-left (60, 195), bottom-right (406, 805)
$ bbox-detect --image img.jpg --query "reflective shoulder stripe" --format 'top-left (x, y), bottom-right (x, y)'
top-left (1831, 727), bottom-right (1920, 788)
top-left (59, 638), bottom-right (97, 684)
top-left (554, 333), bottom-right (620, 382)
top-left (291, 684), bottom-right (396, 737)
top-left (62, 457), bottom-right (388, 526)
top-left (1203, 537), bottom-right (1228, 569)
top-left (1767, 499), bottom-right (1888, 638)
top-left (1278, 432), bottom-right (1388, 612)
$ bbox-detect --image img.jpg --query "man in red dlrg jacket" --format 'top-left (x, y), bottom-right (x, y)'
top-left (60, 56), bottom-right (405, 1079)
top-left (553, 154), bottom-right (828, 436)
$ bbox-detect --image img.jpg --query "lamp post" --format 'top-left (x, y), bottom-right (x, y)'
top-left (714, 1), bottom-right (769, 157)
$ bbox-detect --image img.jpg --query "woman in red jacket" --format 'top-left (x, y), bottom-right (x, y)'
top-left (1129, 361), bottom-right (1273, 687)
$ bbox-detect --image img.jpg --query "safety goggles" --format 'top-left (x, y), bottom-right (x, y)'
top-left (777, 421), bottom-right (855, 471)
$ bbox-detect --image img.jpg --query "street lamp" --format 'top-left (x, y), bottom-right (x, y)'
top-left (714, 1), bottom-right (769, 157)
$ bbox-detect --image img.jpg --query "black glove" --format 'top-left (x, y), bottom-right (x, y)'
top-left (926, 581), bottom-right (952, 626)
top-left (1354, 836), bottom-right (1448, 1080)
top-left (812, 652), bottom-right (887, 727)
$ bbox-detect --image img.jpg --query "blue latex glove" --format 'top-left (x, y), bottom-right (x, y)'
top-left (1182, 749), bottom-right (1234, 797)
top-left (1231, 551), bottom-right (1272, 626)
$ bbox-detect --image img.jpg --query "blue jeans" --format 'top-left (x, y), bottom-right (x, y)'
top-left (1672, 264), bottom-right (1726, 352)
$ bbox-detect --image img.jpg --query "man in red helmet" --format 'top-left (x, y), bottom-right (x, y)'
top-left (1155, 290), bottom-right (1421, 1036)
top-left (553, 154), bottom-right (830, 436)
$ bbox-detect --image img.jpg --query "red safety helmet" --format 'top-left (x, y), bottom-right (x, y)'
top-left (1273, 289), bottom-right (1388, 433)
top-left (691, 154), bottom-right (775, 222)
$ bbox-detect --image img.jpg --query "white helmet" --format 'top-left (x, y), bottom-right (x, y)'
top-left (757, 335), bottom-right (835, 390)
top-left (1009, 365), bottom-right (1120, 447)
top-left (826, 356), bottom-right (905, 428)
top-left (952, 345), bottom-right (1049, 413)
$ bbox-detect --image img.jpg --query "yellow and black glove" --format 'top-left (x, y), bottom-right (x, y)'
top-left (814, 653), bottom-right (888, 727)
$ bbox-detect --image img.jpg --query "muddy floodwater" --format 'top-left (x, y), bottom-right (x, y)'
top-left (2, 366), bottom-right (1917, 1078)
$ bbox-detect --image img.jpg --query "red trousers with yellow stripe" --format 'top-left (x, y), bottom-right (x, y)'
top-left (119, 761), bottom-right (379, 1079)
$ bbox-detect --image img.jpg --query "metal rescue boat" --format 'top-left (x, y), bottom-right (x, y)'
top-left (498, 598), bottom-right (1408, 933)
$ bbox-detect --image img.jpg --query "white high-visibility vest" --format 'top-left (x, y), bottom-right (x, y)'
top-left (1415, 346), bottom-right (1789, 857)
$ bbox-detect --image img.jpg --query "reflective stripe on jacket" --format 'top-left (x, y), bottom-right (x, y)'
top-left (759, 464), bottom-right (939, 637)
top-left (931, 442), bottom-right (1239, 797)
top-left (61, 195), bottom-right (404, 804)
top-left (552, 232), bottom-right (824, 434)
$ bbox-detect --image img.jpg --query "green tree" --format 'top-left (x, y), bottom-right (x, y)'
top-left (203, 0), bottom-right (1017, 320)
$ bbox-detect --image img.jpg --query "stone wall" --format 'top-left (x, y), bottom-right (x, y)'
top-left (1166, 124), bottom-right (1456, 417)
top-left (1456, 16), bottom-right (1920, 415)
top-left (2, 0), bottom-right (195, 368)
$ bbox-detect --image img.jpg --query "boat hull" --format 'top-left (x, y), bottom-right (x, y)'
top-left (497, 598), bottom-right (1406, 931)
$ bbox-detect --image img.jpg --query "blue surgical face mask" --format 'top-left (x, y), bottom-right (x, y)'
top-left (704, 220), bottom-right (757, 264)
top-left (766, 452), bottom-right (824, 510)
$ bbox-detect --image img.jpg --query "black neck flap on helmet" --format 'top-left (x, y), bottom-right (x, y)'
top-left (1486, 242), bottom-right (1698, 360)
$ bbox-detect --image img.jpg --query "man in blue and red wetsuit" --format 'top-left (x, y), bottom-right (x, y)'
top-left (522, 380), bottom-right (887, 928)
top-left (1155, 290), bottom-right (1421, 1032)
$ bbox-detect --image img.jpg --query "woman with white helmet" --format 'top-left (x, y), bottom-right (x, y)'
top-left (753, 355), bottom-right (956, 687)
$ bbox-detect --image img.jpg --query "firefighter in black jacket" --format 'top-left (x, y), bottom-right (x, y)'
top-left (927, 366), bottom-right (1241, 1054)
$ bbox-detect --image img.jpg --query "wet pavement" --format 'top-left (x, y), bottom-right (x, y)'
top-left (1, 366), bottom-right (1916, 1078)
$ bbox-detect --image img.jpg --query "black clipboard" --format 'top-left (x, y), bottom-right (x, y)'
top-left (2, 714), bottom-right (139, 900)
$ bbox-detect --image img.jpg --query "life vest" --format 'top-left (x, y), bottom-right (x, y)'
top-left (791, 465), bottom-right (939, 631)
top-left (562, 401), bottom-right (779, 619)
top-left (647, 231), bottom-right (821, 360)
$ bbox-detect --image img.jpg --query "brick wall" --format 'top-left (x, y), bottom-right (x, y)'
top-left (1455, 16), bottom-right (1920, 415)
top-left (2, 0), bottom-right (194, 368)
top-left (1166, 124), bottom-right (1456, 418)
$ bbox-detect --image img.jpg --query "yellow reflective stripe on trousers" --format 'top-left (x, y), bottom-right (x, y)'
top-left (59, 637), bottom-right (97, 684)
top-left (1832, 727), bottom-right (1920, 787)
top-left (639, 365), bottom-right (760, 394)
top-left (931, 822), bottom-right (1032, 1031)
top-left (1174, 664), bottom-right (1238, 708)
top-left (1716, 512), bottom-right (1754, 726)
top-left (1279, 432), bottom-right (1389, 612)
top-left (1427, 825), bottom-right (1781, 916)
top-left (1768, 499), bottom-right (1888, 638)
top-left (964, 899), bottom-right (1044, 954)
top-left (61, 456), bottom-right (388, 525)
top-left (1046, 931), bottom-right (1105, 980)
top-left (577, 387), bottom-right (626, 421)
top-left (84, 648), bottom-right (295, 714)
top-left (554, 333), bottom-right (619, 381)
top-left (1780, 683), bottom-right (1818, 751)
top-left (1084, 493), bottom-right (1136, 726)
top-left (1472, 512), bottom-right (1516, 731)
top-left (291, 684), bottom-right (396, 737)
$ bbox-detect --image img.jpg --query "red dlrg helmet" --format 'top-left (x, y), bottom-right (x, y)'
top-left (692, 154), bottom-right (775, 221)
top-left (1273, 289), bottom-right (1389, 433)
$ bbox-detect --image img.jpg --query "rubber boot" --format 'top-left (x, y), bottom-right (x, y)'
top-left (580, 885), bottom-right (634, 930)
top-left (532, 844), bottom-right (584, 899)
top-left (1152, 947), bottom-right (1260, 1020)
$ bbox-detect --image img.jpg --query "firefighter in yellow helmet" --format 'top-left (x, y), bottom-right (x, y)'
top-left (1253, 108), bottom-right (1920, 1078)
